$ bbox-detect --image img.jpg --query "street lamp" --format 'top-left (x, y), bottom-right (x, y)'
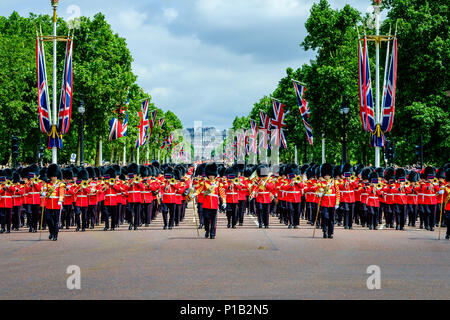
top-left (78, 94), bottom-right (85, 166)
top-left (340, 95), bottom-right (350, 164)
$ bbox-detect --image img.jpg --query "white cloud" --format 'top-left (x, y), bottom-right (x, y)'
top-left (163, 7), bottom-right (178, 23)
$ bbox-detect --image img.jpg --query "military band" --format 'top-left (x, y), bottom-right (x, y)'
top-left (0, 161), bottom-right (449, 241)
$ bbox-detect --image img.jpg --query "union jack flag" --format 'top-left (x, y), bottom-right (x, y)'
top-left (236, 131), bottom-right (245, 158)
top-left (36, 35), bottom-right (51, 134)
top-left (293, 81), bottom-right (313, 145)
top-left (58, 36), bottom-right (73, 136)
top-left (158, 117), bottom-right (165, 128)
top-left (244, 132), bottom-right (249, 155)
top-left (136, 111), bottom-right (146, 148)
top-left (141, 99), bottom-right (149, 137)
top-left (359, 37), bottom-right (376, 133)
top-left (121, 113), bottom-right (128, 137)
top-left (270, 100), bottom-right (287, 149)
top-left (258, 111), bottom-right (271, 153)
top-left (381, 37), bottom-right (397, 133)
top-left (108, 118), bottom-right (120, 141)
top-left (161, 133), bottom-right (174, 150)
top-left (249, 120), bottom-right (258, 153)
top-left (147, 109), bottom-right (157, 141)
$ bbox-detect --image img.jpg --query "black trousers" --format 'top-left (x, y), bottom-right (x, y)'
top-left (129, 203), bottom-right (141, 228)
top-left (180, 200), bottom-right (186, 222)
top-left (161, 203), bottom-right (176, 227)
top-left (340, 202), bottom-right (354, 228)
top-left (175, 204), bottom-right (181, 225)
top-left (384, 204), bottom-right (395, 227)
top-left (287, 202), bottom-right (301, 226)
top-left (87, 205), bottom-right (97, 228)
top-left (226, 203), bottom-right (238, 227)
top-left (197, 202), bottom-right (204, 225)
top-left (394, 204), bottom-right (406, 229)
top-left (420, 204), bottom-right (436, 229)
top-left (237, 200), bottom-right (246, 224)
top-left (77, 206), bottom-right (88, 229)
top-left (142, 202), bottom-right (153, 224)
top-left (321, 207), bottom-right (335, 236)
top-left (0, 208), bottom-right (12, 231)
top-left (151, 200), bottom-right (158, 220)
top-left (367, 205), bottom-right (379, 229)
top-left (27, 204), bottom-right (41, 231)
top-left (256, 202), bottom-right (270, 227)
top-left (203, 208), bottom-right (217, 237)
top-left (62, 205), bottom-right (73, 229)
top-left (12, 205), bottom-right (22, 229)
top-left (46, 209), bottom-right (60, 237)
top-left (103, 205), bottom-right (117, 229)
top-left (308, 202), bottom-right (319, 226)
top-left (407, 204), bottom-right (417, 226)
top-left (445, 210), bottom-right (450, 236)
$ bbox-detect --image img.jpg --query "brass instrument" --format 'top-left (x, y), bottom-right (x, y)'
top-left (404, 180), bottom-right (411, 188)
top-left (232, 177), bottom-right (240, 184)
top-left (169, 178), bottom-right (177, 185)
top-left (349, 174), bottom-right (357, 182)
top-left (4, 180), bottom-right (12, 188)
top-left (432, 177), bottom-right (439, 185)
top-left (32, 177), bottom-right (40, 184)
top-left (81, 180), bottom-right (89, 188)
top-left (294, 175), bottom-right (303, 183)
top-left (376, 182), bottom-right (383, 190)
top-left (108, 178), bottom-right (115, 185)
top-left (133, 176), bottom-right (142, 184)
top-left (204, 181), bottom-right (216, 197)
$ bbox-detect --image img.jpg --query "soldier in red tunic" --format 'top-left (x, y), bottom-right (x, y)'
top-left (0, 173), bottom-right (15, 234)
top-left (73, 168), bottom-right (91, 231)
top-left (25, 169), bottom-right (42, 233)
top-left (314, 163), bottom-right (340, 239)
top-left (282, 165), bottom-right (304, 229)
top-left (251, 164), bottom-right (275, 229)
top-left (61, 168), bottom-right (75, 230)
top-left (102, 167), bottom-right (122, 231)
top-left (223, 166), bottom-right (239, 228)
top-left (11, 172), bottom-right (24, 231)
top-left (442, 167), bottom-right (450, 239)
top-left (194, 163), bottom-right (226, 239)
top-left (416, 166), bottom-right (441, 231)
top-left (42, 164), bottom-right (65, 241)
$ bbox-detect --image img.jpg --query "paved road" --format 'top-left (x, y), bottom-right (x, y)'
top-left (0, 206), bottom-right (448, 300)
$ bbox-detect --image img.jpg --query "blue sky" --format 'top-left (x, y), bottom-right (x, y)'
top-left (1, 0), bottom-right (372, 130)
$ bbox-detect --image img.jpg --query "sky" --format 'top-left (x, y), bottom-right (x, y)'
top-left (1, 0), bottom-right (373, 130)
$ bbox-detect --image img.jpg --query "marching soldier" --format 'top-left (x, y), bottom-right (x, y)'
top-left (282, 165), bottom-right (304, 229)
top-left (11, 172), bottom-right (24, 231)
top-left (42, 164), bottom-right (65, 241)
top-left (0, 174), bottom-right (15, 234)
top-left (442, 168), bottom-right (450, 239)
top-left (194, 163), bottom-right (226, 239)
top-left (416, 166), bottom-right (441, 231)
top-left (25, 169), bottom-right (42, 233)
top-left (125, 164), bottom-right (144, 231)
top-left (73, 168), bottom-right (91, 231)
top-left (102, 167), bottom-right (122, 231)
top-left (251, 164), bottom-right (275, 229)
top-left (224, 166), bottom-right (239, 228)
top-left (61, 168), bottom-right (75, 230)
top-left (314, 163), bottom-right (340, 239)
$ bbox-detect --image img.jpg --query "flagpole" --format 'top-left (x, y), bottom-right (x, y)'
top-left (51, 0), bottom-right (58, 164)
top-left (374, 3), bottom-right (381, 167)
top-left (123, 139), bottom-right (126, 165)
top-left (137, 146), bottom-right (140, 164)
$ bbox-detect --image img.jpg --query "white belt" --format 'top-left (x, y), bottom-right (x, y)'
top-left (258, 192), bottom-right (270, 194)
top-left (394, 193), bottom-right (405, 196)
top-left (369, 196), bottom-right (379, 199)
top-left (361, 193), bottom-right (369, 196)
top-left (341, 191), bottom-right (354, 193)
top-left (284, 191), bottom-right (300, 194)
top-left (128, 191), bottom-right (141, 194)
top-left (12, 196), bottom-right (21, 198)
top-left (205, 194), bottom-right (218, 197)
top-left (77, 195), bottom-right (87, 198)
top-left (418, 194), bottom-right (434, 196)
top-left (227, 192), bottom-right (238, 195)
top-left (49, 196), bottom-right (59, 199)
top-left (164, 193), bottom-right (176, 195)
top-left (323, 194), bottom-right (335, 197)
top-left (28, 192), bottom-right (40, 195)
top-left (105, 194), bottom-right (116, 197)
top-left (1, 196), bottom-right (12, 198)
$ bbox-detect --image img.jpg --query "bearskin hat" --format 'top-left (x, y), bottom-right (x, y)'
top-left (395, 168), bottom-right (406, 180)
top-left (47, 164), bottom-right (61, 179)
top-left (319, 163), bottom-right (333, 178)
top-left (62, 168), bottom-right (73, 180)
top-left (408, 170), bottom-right (420, 182)
top-left (127, 163), bottom-right (139, 175)
top-left (361, 168), bottom-right (372, 181)
top-left (205, 163), bottom-right (218, 177)
top-left (78, 168), bottom-right (89, 181)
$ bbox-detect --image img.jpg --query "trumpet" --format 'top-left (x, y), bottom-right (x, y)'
top-left (293, 175), bottom-right (303, 183)
top-left (232, 177), bottom-right (240, 184)
top-left (133, 176), bottom-right (142, 184)
top-left (32, 177), bottom-right (40, 184)
top-left (376, 182), bottom-right (384, 190)
top-left (432, 177), bottom-right (439, 185)
top-left (108, 178), bottom-right (115, 185)
top-left (169, 178), bottom-right (177, 185)
top-left (404, 180), bottom-right (411, 187)
top-left (4, 180), bottom-right (12, 188)
top-left (349, 174), bottom-right (357, 182)
top-left (81, 180), bottom-right (89, 188)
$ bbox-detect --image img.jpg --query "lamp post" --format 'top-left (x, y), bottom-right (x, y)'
top-left (340, 95), bottom-right (350, 164)
top-left (78, 94), bottom-right (85, 166)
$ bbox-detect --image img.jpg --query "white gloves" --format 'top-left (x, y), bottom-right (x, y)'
top-left (438, 190), bottom-right (444, 195)
top-left (317, 193), bottom-right (323, 197)
top-left (58, 201), bottom-right (62, 206)
top-left (41, 192), bottom-right (46, 197)
top-left (335, 205), bottom-right (339, 209)
top-left (221, 203), bottom-right (227, 210)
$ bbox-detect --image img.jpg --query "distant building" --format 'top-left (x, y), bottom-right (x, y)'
top-left (183, 121), bottom-right (226, 161)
